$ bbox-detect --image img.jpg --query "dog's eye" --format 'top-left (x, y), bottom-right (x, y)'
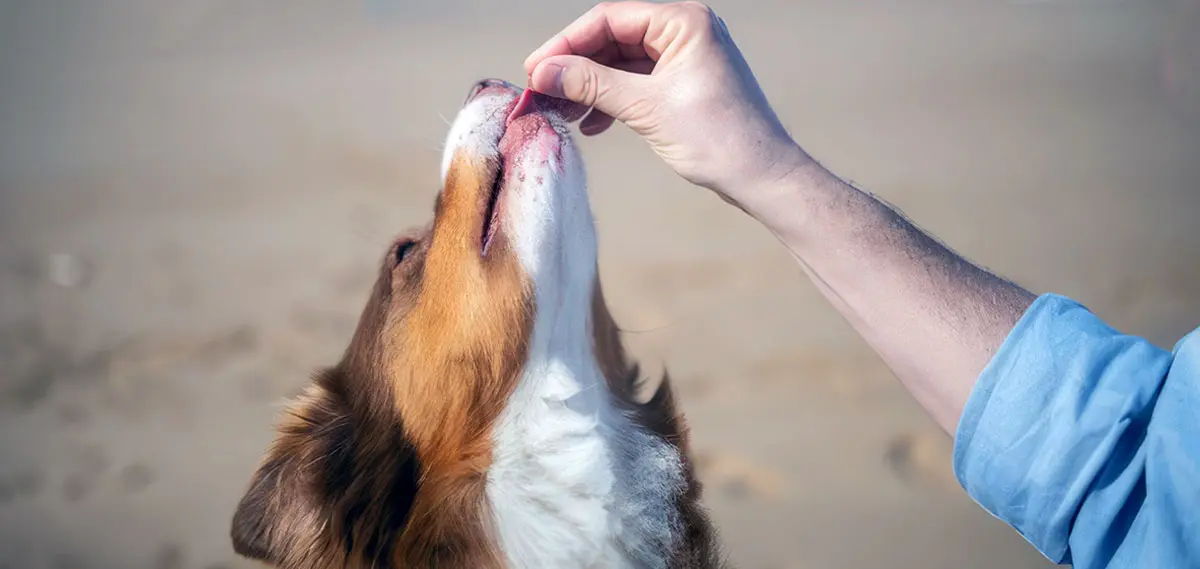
top-left (395, 240), bottom-right (416, 265)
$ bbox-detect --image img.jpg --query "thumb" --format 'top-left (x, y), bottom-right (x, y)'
top-left (529, 55), bottom-right (645, 123)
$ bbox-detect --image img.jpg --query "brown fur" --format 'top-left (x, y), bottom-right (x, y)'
top-left (231, 133), bottom-right (723, 568)
top-left (232, 152), bottom-right (526, 568)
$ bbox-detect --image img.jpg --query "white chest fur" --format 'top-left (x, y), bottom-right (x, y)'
top-left (485, 348), bottom-right (686, 569)
top-left (458, 85), bottom-right (687, 568)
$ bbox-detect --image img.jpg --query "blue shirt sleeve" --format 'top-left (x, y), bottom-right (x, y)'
top-left (953, 293), bottom-right (1200, 568)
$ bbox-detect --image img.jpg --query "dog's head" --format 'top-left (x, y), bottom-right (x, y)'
top-left (230, 80), bottom-right (607, 567)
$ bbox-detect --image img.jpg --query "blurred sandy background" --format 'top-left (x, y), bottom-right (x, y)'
top-left (1, 0), bottom-right (1198, 568)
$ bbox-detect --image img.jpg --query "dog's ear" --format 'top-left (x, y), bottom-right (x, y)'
top-left (231, 373), bottom-right (420, 568)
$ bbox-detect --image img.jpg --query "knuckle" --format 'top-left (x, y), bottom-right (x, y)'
top-left (675, 1), bottom-right (719, 33)
top-left (679, 1), bottom-right (715, 19)
top-left (569, 67), bottom-right (599, 105)
top-left (577, 3), bottom-right (611, 30)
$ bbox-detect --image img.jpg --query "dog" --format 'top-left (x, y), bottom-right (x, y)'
top-left (230, 79), bottom-right (725, 568)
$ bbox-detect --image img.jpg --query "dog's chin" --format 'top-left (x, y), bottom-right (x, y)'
top-left (442, 80), bottom-right (598, 300)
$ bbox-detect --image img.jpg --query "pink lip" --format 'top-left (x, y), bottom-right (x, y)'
top-left (480, 93), bottom-right (530, 257)
top-left (481, 88), bottom-right (577, 256)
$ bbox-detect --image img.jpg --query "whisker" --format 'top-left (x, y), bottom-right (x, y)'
top-left (415, 135), bottom-right (446, 155)
top-left (350, 226), bottom-right (384, 246)
top-left (576, 378), bottom-right (605, 393)
top-left (618, 322), bottom-right (677, 335)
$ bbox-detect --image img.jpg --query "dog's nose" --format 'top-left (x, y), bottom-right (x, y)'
top-left (464, 78), bottom-right (517, 105)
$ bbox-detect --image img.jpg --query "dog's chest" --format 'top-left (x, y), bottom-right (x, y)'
top-left (485, 359), bottom-right (686, 569)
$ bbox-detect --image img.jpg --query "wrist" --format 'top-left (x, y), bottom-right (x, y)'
top-left (722, 141), bottom-right (822, 234)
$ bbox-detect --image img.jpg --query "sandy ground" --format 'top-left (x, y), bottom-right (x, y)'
top-left (1, 1), bottom-right (1198, 568)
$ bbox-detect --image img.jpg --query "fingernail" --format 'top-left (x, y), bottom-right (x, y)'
top-left (537, 62), bottom-right (566, 98)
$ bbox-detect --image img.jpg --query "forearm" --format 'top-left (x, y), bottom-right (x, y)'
top-left (742, 146), bottom-right (1036, 434)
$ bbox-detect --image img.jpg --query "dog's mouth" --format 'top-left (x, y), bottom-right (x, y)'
top-left (477, 88), bottom-right (569, 256)
top-left (481, 158), bottom-right (505, 255)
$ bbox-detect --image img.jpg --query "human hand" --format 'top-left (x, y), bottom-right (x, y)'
top-left (524, 1), bottom-right (810, 205)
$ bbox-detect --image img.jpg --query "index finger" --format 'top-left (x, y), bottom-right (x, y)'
top-left (523, 1), bottom-right (687, 75)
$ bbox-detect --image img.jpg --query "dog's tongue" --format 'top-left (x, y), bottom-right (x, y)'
top-left (506, 89), bottom-right (537, 124)
top-left (506, 88), bottom-right (589, 125)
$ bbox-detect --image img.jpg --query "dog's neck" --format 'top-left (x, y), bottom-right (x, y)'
top-left (486, 275), bottom-right (686, 569)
